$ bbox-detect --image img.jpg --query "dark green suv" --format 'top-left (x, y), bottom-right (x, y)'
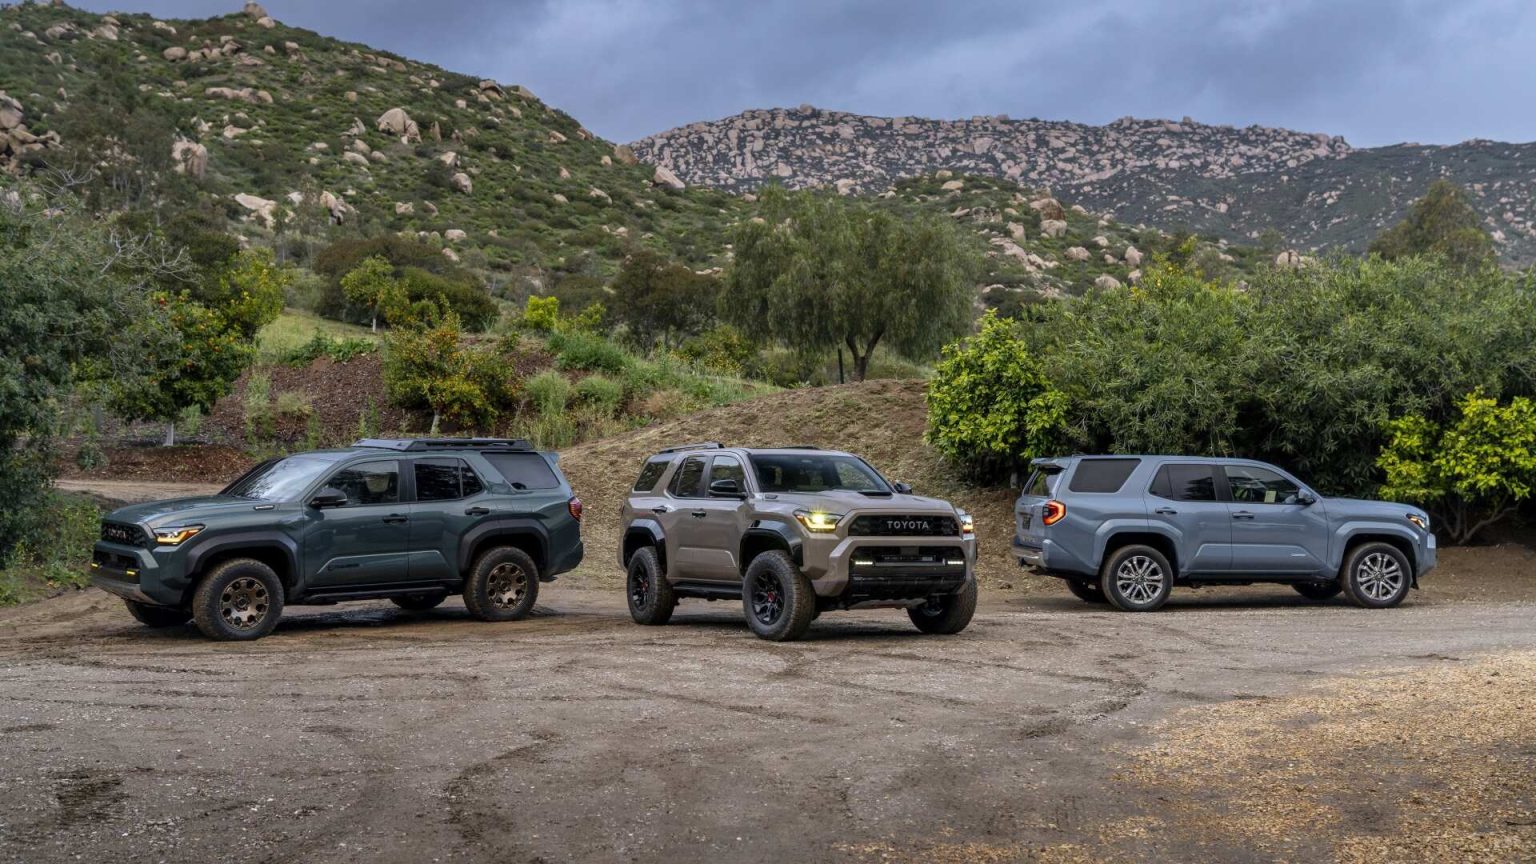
top-left (90, 438), bottom-right (585, 641)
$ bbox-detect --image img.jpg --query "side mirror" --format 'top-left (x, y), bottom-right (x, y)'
top-left (1294, 491), bottom-right (1317, 506)
top-left (893, 482), bottom-right (913, 495)
top-left (708, 479), bottom-right (746, 499)
top-left (309, 488), bottom-right (348, 509)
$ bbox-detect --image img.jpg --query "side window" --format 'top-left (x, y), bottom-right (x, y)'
top-left (1150, 464), bottom-right (1216, 502)
top-left (668, 456), bottom-right (707, 497)
top-left (1224, 465), bottom-right (1301, 505)
top-left (708, 455), bottom-right (747, 492)
top-left (414, 459), bottom-right (464, 501)
top-left (1068, 459), bottom-right (1140, 493)
top-left (483, 453), bottom-right (561, 490)
top-left (633, 458), bottom-right (670, 493)
top-left (460, 464), bottom-right (484, 497)
top-left (327, 461), bottom-right (400, 506)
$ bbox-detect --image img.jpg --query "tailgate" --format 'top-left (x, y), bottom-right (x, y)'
top-left (1014, 460), bottom-right (1066, 548)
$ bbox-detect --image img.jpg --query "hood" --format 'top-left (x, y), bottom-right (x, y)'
top-left (107, 495), bottom-right (259, 528)
top-left (782, 490), bottom-right (959, 515)
top-left (1322, 496), bottom-right (1429, 524)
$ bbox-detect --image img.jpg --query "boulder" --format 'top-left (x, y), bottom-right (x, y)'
top-left (652, 165), bottom-right (685, 191)
top-left (170, 138), bottom-right (208, 179)
top-left (450, 172), bottom-right (473, 194)
top-left (1124, 246), bottom-right (1143, 267)
top-left (421, 201), bottom-right (438, 216)
top-left (234, 193), bottom-right (277, 228)
top-left (349, 138), bottom-right (371, 156)
top-left (444, 228), bottom-right (467, 243)
top-left (441, 247), bottom-right (460, 263)
top-left (376, 107), bottom-right (419, 143)
top-left (1275, 250), bottom-right (1310, 269)
top-left (547, 130), bottom-right (567, 144)
top-left (256, 16), bottom-right (275, 29)
top-left (478, 80), bottom-right (503, 98)
top-left (342, 151), bottom-right (370, 167)
top-left (1094, 274), bottom-right (1123, 291)
top-left (613, 144), bottom-right (638, 165)
top-left (319, 190), bottom-right (347, 224)
top-left (835, 178), bottom-right (856, 195)
top-left (551, 193), bottom-right (568, 204)
top-left (1065, 246), bottom-right (1090, 262)
top-left (1031, 197), bottom-right (1067, 221)
top-left (1128, 269), bottom-right (1142, 285)
top-left (395, 201), bottom-right (414, 215)
top-left (588, 187), bottom-right (611, 203)
top-left (162, 46), bottom-right (187, 61)
top-left (940, 179), bottom-right (964, 192)
top-left (1040, 219), bottom-right (1067, 238)
top-left (242, 2), bottom-right (268, 19)
top-left (152, 20), bottom-right (177, 35)
top-left (437, 151), bottom-right (459, 168)
top-left (1092, 235), bottom-right (1109, 248)
top-left (205, 86), bottom-right (261, 104)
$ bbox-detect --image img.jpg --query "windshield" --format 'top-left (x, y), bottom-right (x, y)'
top-left (222, 455), bottom-right (339, 501)
top-left (750, 454), bottom-right (892, 495)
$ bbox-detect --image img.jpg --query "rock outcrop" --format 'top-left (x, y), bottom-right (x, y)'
top-left (376, 107), bottom-right (420, 143)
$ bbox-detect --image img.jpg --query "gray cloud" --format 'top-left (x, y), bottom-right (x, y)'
top-left (73, 0), bottom-right (1536, 146)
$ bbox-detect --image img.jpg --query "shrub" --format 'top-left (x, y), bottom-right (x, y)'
top-left (522, 295), bottom-right (561, 333)
top-left (574, 375), bottom-right (624, 418)
top-left (280, 331), bottom-right (378, 366)
top-left (524, 370), bottom-right (572, 418)
top-left (678, 324), bottom-right (758, 377)
top-left (549, 330), bottom-right (629, 374)
top-left (0, 492), bottom-right (100, 604)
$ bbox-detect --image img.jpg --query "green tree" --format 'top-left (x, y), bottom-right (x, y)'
top-left (1379, 392), bottom-right (1536, 543)
top-left (1368, 179), bottom-right (1495, 271)
top-left (382, 313), bottom-right (511, 433)
top-left (610, 249), bottom-right (720, 350)
top-left (725, 189), bottom-right (977, 381)
top-left (341, 256), bottom-right (401, 332)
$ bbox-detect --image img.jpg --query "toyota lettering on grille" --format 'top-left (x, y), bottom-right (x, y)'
top-left (886, 519), bottom-right (931, 533)
top-left (102, 523), bottom-right (140, 546)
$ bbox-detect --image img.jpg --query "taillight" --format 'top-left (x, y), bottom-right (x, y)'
top-left (568, 497), bottom-right (583, 521)
top-left (1042, 500), bottom-right (1066, 526)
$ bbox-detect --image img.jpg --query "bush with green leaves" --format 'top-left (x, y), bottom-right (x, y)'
top-left (280, 331), bottom-right (378, 366)
top-left (382, 312), bottom-right (513, 433)
top-left (1379, 392), bottom-right (1536, 543)
top-left (0, 492), bottom-right (101, 606)
top-left (548, 330), bottom-right (629, 374)
top-left (574, 375), bottom-right (625, 418)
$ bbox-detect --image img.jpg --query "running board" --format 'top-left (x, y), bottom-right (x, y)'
top-left (672, 581), bottom-right (742, 601)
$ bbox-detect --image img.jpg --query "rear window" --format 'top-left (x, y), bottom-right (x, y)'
top-left (1067, 459), bottom-right (1140, 493)
top-left (1023, 468), bottom-right (1060, 497)
top-left (632, 458), bottom-right (670, 492)
top-left (482, 452), bottom-right (562, 490)
top-left (1150, 464), bottom-right (1217, 502)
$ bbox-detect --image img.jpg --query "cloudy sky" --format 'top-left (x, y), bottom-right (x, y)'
top-left (74, 0), bottom-right (1536, 147)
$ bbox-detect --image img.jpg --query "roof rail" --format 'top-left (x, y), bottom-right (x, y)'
top-left (776, 445), bottom-right (822, 450)
top-left (352, 437), bottom-right (535, 452)
top-left (656, 441), bottom-right (723, 455)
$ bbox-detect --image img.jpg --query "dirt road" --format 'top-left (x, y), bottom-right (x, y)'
top-left (2, 584), bottom-right (1533, 863)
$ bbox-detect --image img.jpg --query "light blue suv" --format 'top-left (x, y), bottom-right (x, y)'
top-left (1012, 456), bottom-right (1436, 611)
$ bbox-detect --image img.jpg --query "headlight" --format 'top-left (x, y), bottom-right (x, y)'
top-left (1407, 513), bottom-right (1429, 531)
top-left (793, 510), bottom-right (844, 532)
top-left (958, 511), bottom-right (975, 537)
top-left (154, 524), bottom-right (205, 546)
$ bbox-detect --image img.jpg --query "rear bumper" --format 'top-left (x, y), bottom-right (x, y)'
top-left (1012, 537), bottom-right (1095, 579)
top-left (547, 539), bottom-right (584, 580)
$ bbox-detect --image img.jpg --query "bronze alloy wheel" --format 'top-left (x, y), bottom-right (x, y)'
top-left (486, 562), bottom-right (528, 610)
top-left (220, 576), bottom-right (270, 630)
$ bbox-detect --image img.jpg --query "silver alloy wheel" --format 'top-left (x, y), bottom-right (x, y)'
top-left (1114, 555), bottom-right (1165, 606)
top-left (487, 562), bottom-right (528, 609)
top-left (1355, 551), bottom-right (1404, 601)
top-left (220, 576), bottom-right (269, 630)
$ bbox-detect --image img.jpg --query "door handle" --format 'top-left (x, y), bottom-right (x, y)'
top-left (1154, 507), bottom-right (1178, 515)
top-left (651, 505), bottom-right (674, 514)
top-left (465, 506), bottom-right (490, 516)
top-left (1232, 511), bottom-right (1255, 520)
top-left (383, 514), bottom-right (409, 524)
top-left (690, 510), bottom-right (708, 519)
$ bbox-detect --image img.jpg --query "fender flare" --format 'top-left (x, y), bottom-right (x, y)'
top-left (459, 517), bottom-right (551, 574)
top-left (1332, 523), bottom-right (1420, 572)
top-left (621, 519), bottom-right (667, 571)
top-left (742, 520), bottom-right (803, 569)
top-left (1092, 520), bottom-right (1176, 572)
top-left (182, 531), bottom-right (302, 588)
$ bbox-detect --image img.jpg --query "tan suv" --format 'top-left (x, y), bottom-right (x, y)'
top-left (619, 443), bottom-right (978, 641)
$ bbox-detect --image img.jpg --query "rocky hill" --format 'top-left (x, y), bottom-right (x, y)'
top-left (632, 107), bottom-right (1536, 266)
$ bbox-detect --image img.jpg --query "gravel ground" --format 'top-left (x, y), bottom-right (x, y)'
top-left (1, 582), bottom-right (1533, 864)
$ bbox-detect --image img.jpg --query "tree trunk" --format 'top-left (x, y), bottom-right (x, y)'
top-left (163, 421), bottom-right (176, 447)
top-left (370, 313), bottom-right (378, 333)
top-left (429, 410), bottom-right (441, 435)
top-left (846, 330), bottom-right (883, 383)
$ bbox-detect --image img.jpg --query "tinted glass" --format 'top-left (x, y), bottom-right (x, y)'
top-left (415, 459), bottom-right (462, 501)
top-left (1225, 465), bottom-right (1302, 505)
top-left (223, 455), bottom-right (338, 501)
top-left (460, 464), bottom-right (484, 497)
top-left (750, 454), bottom-right (890, 494)
top-left (633, 458), bottom-right (669, 492)
top-left (327, 461), bottom-right (400, 506)
top-left (1068, 459), bottom-right (1140, 493)
top-left (669, 456), bottom-right (707, 497)
top-left (1151, 464), bottom-right (1216, 502)
top-left (483, 453), bottom-right (561, 490)
top-left (1023, 468), bottom-right (1060, 497)
top-left (709, 455), bottom-right (747, 491)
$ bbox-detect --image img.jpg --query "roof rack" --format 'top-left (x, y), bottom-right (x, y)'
top-left (656, 441), bottom-right (723, 455)
top-left (352, 438), bottom-right (535, 452)
top-left (776, 445), bottom-right (822, 450)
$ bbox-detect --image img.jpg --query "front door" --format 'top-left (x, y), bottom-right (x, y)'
top-left (304, 460), bottom-right (410, 587)
top-left (1221, 464), bottom-right (1328, 575)
top-left (1144, 462), bottom-right (1231, 575)
top-left (686, 454), bottom-right (750, 582)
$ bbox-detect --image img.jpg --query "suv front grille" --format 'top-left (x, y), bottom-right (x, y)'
top-left (100, 522), bottom-right (147, 547)
top-left (848, 514), bottom-right (959, 537)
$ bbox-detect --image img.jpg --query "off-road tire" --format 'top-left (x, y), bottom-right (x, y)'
top-left (626, 546), bottom-right (675, 625)
top-left (1340, 542), bottom-right (1412, 609)
top-left (1066, 579), bottom-right (1108, 604)
top-left (908, 581), bottom-right (978, 634)
top-left (191, 558), bottom-right (284, 641)
top-left (1100, 545), bottom-right (1173, 612)
top-left (1293, 581), bottom-right (1343, 602)
top-left (124, 599), bottom-right (191, 628)
top-left (742, 550), bottom-right (815, 642)
top-left (463, 546), bottom-right (540, 622)
top-left (391, 591), bottom-right (449, 612)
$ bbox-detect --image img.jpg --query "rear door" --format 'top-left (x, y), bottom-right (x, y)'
top-left (661, 456), bottom-right (709, 579)
top-left (1221, 463), bottom-right (1327, 575)
top-left (406, 457), bottom-right (485, 581)
top-left (1144, 462), bottom-right (1231, 574)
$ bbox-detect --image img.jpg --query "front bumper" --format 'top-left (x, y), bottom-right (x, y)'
top-left (89, 541), bottom-right (189, 607)
top-left (801, 532), bottom-right (976, 604)
top-left (1417, 532), bottom-right (1437, 579)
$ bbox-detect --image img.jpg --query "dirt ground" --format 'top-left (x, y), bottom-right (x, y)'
top-left (2, 577), bottom-right (1533, 864)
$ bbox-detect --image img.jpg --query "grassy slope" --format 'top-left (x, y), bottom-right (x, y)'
top-left (256, 308), bottom-right (376, 360)
top-left (557, 379), bottom-right (1025, 589)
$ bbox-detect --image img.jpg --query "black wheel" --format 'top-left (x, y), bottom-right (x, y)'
top-left (1341, 542), bottom-right (1411, 609)
top-left (191, 558), bottom-right (284, 641)
top-left (626, 546), bottom-right (675, 625)
top-left (1293, 581), bottom-right (1342, 602)
top-left (463, 546), bottom-right (540, 621)
top-left (742, 550), bottom-right (815, 642)
top-left (391, 591), bottom-right (449, 612)
top-left (1066, 579), bottom-right (1108, 604)
top-left (124, 599), bottom-right (191, 628)
top-left (908, 581), bottom-right (978, 634)
top-left (1100, 545), bottom-right (1173, 612)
